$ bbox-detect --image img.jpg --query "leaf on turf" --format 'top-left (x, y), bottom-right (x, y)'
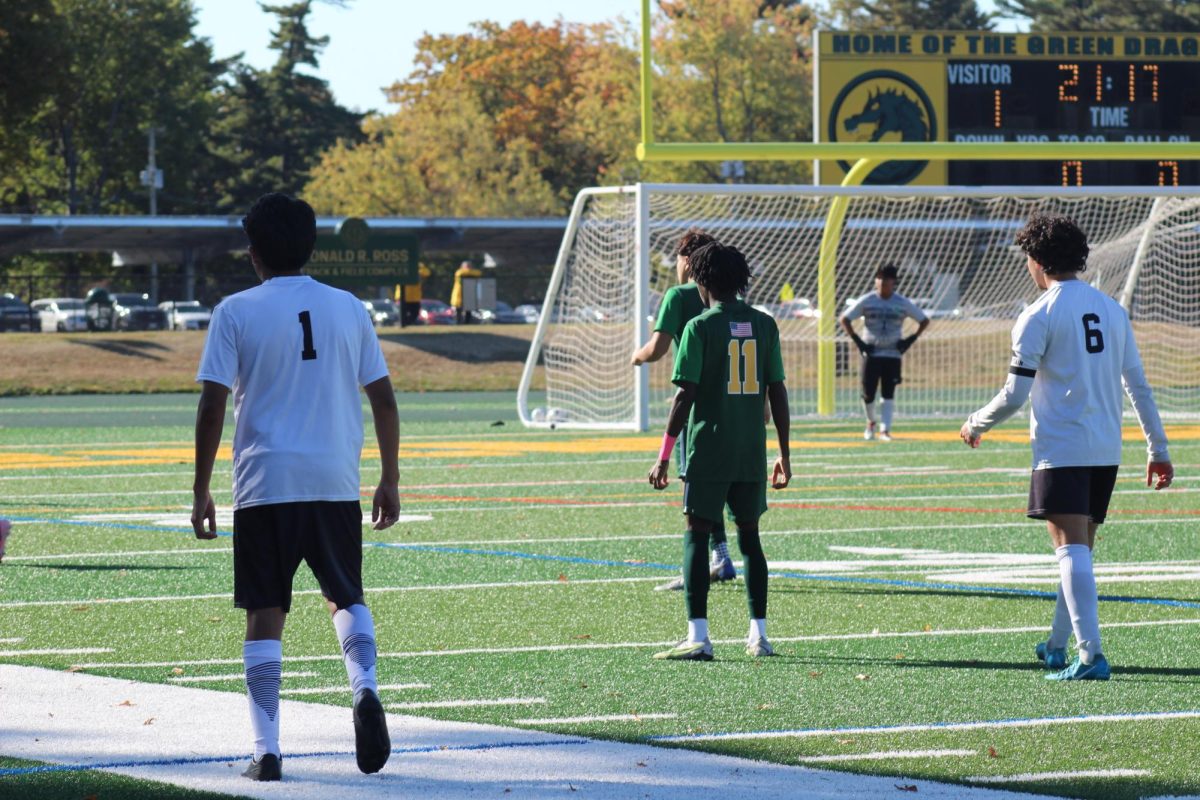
top-left (207, 616), bottom-right (221, 623)
top-left (987, 746), bottom-right (999, 758)
top-left (65, 665), bottom-right (85, 673)
top-left (143, 717), bottom-right (155, 726)
top-left (808, 671), bottom-right (822, 678)
top-left (573, 634), bottom-right (591, 640)
top-left (172, 668), bottom-right (185, 675)
top-left (72, 605), bottom-right (90, 612)
top-left (558, 574), bottom-right (568, 583)
top-left (758, 703), bottom-right (774, 710)
top-left (637, 761), bottom-right (647, 768)
top-left (116, 700), bottom-right (135, 707)
top-left (893, 653), bottom-right (906, 660)
top-left (837, 738), bottom-right (855, 745)
top-left (855, 674), bottom-right (870, 681)
top-left (894, 784), bottom-right (918, 792)
top-left (923, 624), bottom-right (932, 632)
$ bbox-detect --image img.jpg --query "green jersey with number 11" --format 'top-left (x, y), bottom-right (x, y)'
top-left (672, 300), bottom-right (785, 482)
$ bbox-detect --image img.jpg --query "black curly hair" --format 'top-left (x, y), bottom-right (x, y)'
top-left (688, 242), bottom-right (752, 299)
top-left (1015, 213), bottom-right (1090, 275)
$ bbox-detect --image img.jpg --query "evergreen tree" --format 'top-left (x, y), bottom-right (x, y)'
top-left (829, 0), bottom-right (993, 29)
top-left (995, 0), bottom-right (1200, 31)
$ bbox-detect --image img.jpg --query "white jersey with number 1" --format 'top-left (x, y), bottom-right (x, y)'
top-left (987, 279), bottom-right (1168, 470)
top-left (196, 275), bottom-right (389, 510)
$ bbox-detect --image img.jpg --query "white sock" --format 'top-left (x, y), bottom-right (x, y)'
top-left (863, 401), bottom-right (877, 423)
top-left (1056, 545), bottom-right (1102, 662)
top-left (333, 604), bottom-right (379, 700)
top-left (880, 399), bottom-right (895, 431)
top-left (687, 618), bottom-right (709, 643)
top-left (1047, 582), bottom-right (1072, 650)
top-left (712, 541), bottom-right (730, 563)
top-left (748, 618), bottom-right (767, 642)
top-left (243, 639), bottom-right (282, 760)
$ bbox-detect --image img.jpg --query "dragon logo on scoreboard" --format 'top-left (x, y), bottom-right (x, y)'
top-left (828, 69), bottom-right (939, 185)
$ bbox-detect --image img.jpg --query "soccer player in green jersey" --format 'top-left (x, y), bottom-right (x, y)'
top-left (648, 242), bottom-right (792, 661)
top-left (632, 230), bottom-right (738, 591)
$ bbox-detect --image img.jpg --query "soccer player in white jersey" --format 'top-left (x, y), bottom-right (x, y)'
top-left (191, 193), bottom-right (400, 779)
top-left (960, 213), bottom-right (1173, 681)
top-left (839, 264), bottom-right (930, 441)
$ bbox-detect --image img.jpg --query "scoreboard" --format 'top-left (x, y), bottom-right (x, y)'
top-left (815, 31), bottom-right (1200, 186)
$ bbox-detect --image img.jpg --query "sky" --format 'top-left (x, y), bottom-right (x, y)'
top-left (194, 1), bottom-right (1015, 114)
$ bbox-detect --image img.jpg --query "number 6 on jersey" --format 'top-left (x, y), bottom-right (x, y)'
top-left (727, 339), bottom-right (759, 395)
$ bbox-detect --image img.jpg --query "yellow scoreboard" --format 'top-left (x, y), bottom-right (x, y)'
top-left (814, 30), bottom-right (1200, 186)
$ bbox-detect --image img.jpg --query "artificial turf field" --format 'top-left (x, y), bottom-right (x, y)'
top-left (1, 391), bottom-right (1198, 800)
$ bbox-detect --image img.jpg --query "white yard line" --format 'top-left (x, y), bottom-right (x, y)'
top-left (515, 713), bottom-right (678, 725)
top-left (386, 697), bottom-right (546, 710)
top-left (0, 637), bottom-right (24, 644)
top-left (282, 683), bottom-right (431, 696)
top-left (966, 769), bottom-right (1150, 783)
top-left (0, 576), bottom-right (665, 610)
top-left (4, 547), bottom-right (234, 562)
top-left (169, 671), bottom-right (317, 683)
top-left (798, 749), bottom-right (977, 763)
top-left (0, 647), bottom-right (112, 657)
top-left (68, 618), bottom-right (1200, 669)
top-left (655, 712), bottom-right (1200, 743)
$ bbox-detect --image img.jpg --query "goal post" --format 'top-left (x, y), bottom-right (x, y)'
top-left (518, 182), bottom-right (1200, 430)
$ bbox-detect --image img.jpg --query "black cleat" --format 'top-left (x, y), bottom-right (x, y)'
top-left (242, 753), bottom-right (282, 781)
top-left (353, 689), bottom-right (391, 774)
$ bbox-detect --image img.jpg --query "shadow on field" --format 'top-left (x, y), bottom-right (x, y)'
top-left (15, 563), bottom-right (200, 572)
top-left (68, 338), bottom-right (172, 361)
top-left (376, 332), bottom-right (529, 362)
top-left (813, 653), bottom-right (1200, 681)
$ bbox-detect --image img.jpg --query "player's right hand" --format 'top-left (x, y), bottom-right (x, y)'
top-left (649, 461), bottom-right (670, 490)
top-left (1147, 460), bottom-right (1174, 490)
top-left (771, 456), bottom-right (791, 489)
top-left (959, 421), bottom-right (980, 448)
top-left (372, 482), bottom-right (402, 530)
top-left (191, 490), bottom-right (218, 540)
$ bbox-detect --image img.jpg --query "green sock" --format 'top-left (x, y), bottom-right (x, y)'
top-left (683, 529), bottom-right (711, 620)
top-left (736, 527), bottom-right (768, 619)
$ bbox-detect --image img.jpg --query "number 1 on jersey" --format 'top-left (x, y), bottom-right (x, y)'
top-left (298, 311), bottom-right (317, 360)
top-left (727, 339), bottom-right (759, 395)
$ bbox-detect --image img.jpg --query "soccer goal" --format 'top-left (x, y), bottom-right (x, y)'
top-left (517, 183), bottom-right (1200, 430)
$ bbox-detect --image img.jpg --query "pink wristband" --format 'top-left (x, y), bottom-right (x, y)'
top-left (658, 433), bottom-right (678, 462)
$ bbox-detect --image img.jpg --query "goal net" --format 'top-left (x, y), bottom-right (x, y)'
top-left (517, 184), bottom-right (1200, 430)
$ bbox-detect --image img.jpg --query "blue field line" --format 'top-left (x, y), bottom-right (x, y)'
top-left (644, 709), bottom-right (1200, 743)
top-left (0, 737), bottom-right (591, 778)
top-left (11, 516), bottom-right (1200, 610)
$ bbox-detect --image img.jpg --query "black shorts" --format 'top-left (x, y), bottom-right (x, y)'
top-left (861, 356), bottom-right (902, 402)
top-left (1027, 466), bottom-right (1120, 525)
top-left (233, 501), bottom-right (364, 613)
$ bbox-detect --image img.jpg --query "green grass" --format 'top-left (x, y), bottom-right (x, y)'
top-left (1, 392), bottom-right (1198, 798)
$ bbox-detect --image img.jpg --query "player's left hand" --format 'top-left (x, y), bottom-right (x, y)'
top-left (771, 456), bottom-right (791, 489)
top-left (372, 482), bottom-right (401, 530)
top-left (649, 461), bottom-right (670, 490)
top-left (959, 421), bottom-right (980, 448)
top-left (191, 490), bottom-right (218, 540)
top-left (1147, 460), bottom-right (1174, 490)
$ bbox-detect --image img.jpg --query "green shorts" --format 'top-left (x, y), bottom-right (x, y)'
top-left (682, 480), bottom-right (767, 525)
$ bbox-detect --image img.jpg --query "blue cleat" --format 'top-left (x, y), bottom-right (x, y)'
top-left (1046, 654), bottom-right (1110, 681)
top-left (710, 557), bottom-right (736, 582)
top-left (1035, 640), bottom-right (1068, 669)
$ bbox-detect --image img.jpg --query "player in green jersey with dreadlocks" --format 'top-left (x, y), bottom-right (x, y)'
top-left (648, 242), bottom-right (791, 661)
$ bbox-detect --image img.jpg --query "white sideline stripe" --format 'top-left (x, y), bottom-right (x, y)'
top-left (0, 576), bottom-right (664, 609)
top-left (4, 547), bottom-right (233, 562)
top-left (656, 712), bottom-right (1200, 742)
top-left (515, 713), bottom-right (678, 725)
top-left (281, 682), bottom-right (431, 696)
top-left (70, 618), bottom-right (1200, 668)
top-left (0, 647), bottom-right (112, 657)
top-left (798, 749), bottom-right (977, 763)
top-left (0, 637), bottom-right (24, 644)
top-left (169, 671), bottom-right (316, 683)
top-left (386, 697), bottom-right (546, 710)
top-left (967, 769), bottom-right (1150, 783)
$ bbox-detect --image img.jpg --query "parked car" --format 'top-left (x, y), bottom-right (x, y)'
top-left (159, 300), bottom-right (212, 331)
top-left (362, 299), bottom-right (400, 327)
top-left (109, 293), bottom-right (168, 331)
top-left (0, 294), bottom-right (35, 332)
top-left (513, 304), bottom-right (543, 324)
top-left (31, 298), bottom-right (87, 332)
top-left (418, 299), bottom-right (456, 325)
top-left (473, 301), bottom-right (527, 324)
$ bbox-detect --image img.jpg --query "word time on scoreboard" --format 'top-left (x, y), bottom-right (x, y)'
top-left (815, 31), bottom-right (1200, 186)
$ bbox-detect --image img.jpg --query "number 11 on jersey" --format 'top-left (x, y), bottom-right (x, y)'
top-left (727, 339), bottom-right (759, 395)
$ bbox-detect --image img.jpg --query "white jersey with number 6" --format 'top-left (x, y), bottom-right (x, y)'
top-left (997, 279), bottom-right (1168, 469)
top-left (196, 275), bottom-right (389, 510)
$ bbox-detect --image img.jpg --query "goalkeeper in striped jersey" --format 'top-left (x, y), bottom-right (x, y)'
top-left (839, 264), bottom-right (930, 441)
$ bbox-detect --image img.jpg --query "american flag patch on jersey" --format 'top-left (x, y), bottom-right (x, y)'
top-left (729, 321), bottom-right (753, 337)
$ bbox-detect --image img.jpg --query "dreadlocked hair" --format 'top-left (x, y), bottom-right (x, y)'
top-left (688, 242), bottom-right (752, 299)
